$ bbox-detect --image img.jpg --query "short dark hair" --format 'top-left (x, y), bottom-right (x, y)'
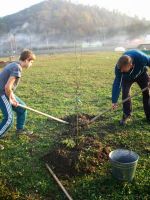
top-left (117, 55), bottom-right (132, 69)
top-left (19, 49), bottom-right (36, 61)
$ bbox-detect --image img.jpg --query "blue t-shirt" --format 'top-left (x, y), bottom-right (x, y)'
top-left (0, 62), bottom-right (22, 96)
top-left (112, 49), bottom-right (150, 103)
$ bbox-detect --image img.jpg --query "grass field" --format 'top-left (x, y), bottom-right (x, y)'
top-left (0, 52), bottom-right (150, 200)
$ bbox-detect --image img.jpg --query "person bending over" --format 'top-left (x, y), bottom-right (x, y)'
top-left (0, 50), bottom-right (36, 149)
top-left (112, 49), bottom-right (150, 125)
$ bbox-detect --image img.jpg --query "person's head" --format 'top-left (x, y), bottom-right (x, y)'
top-left (19, 49), bottom-right (36, 69)
top-left (117, 55), bottom-right (134, 72)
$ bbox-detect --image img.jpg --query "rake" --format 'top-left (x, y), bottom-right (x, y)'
top-left (18, 104), bottom-right (69, 124)
top-left (89, 86), bottom-right (149, 124)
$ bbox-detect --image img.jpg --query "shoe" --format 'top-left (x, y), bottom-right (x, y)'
top-left (16, 128), bottom-right (33, 135)
top-left (0, 144), bottom-right (4, 150)
top-left (120, 114), bottom-right (132, 125)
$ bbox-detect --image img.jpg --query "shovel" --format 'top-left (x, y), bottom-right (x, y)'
top-left (18, 104), bottom-right (69, 124)
top-left (89, 86), bottom-right (149, 124)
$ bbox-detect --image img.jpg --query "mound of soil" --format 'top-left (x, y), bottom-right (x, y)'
top-left (64, 113), bottom-right (94, 125)
top-left (42, 136), bottom-right (111, 177)
top-left (63, 113), bottom-right (95, 135)
top-left (42, 114), bottom-right (111, 177)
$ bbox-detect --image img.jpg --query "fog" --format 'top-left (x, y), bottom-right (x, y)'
top-left (0, 31), bottom-right (149, 57)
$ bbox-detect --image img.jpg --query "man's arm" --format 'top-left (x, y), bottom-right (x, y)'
top-left (5, 76), bottom-right (18, 107)
top-left (112, 66), bottom-right (122, 109)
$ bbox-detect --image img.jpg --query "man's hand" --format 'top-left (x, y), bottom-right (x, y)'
top-left (9, 92), bottom-right (19, 107)
top-left (9, 97), bottom-right (19, 107)
top-left (10, 99), bottom-right (19, 107)
top-left (112, 103), bottom-right (118, 110)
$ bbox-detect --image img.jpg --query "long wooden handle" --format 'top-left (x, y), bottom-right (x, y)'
top-left (45, 163), bottom-right (73, 200)
top-left (18, 104), bottom-right (69, 124)
top-left (89, 86), bottom-right (149, 123)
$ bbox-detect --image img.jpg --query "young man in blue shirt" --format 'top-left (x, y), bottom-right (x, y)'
top-left (0, 50), bottom-right (36, 150)
top-left (112, 49), bottom-right (150, 125)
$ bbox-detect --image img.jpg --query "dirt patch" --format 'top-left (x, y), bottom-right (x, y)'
top-left (42, 136), bottom-right (111, 177)
top-left (64, 113), bottom-right (94, 125)
top-left (42, 114), bottom-right (111, 177)
top-left (62, 113), bottom-right (95, 135)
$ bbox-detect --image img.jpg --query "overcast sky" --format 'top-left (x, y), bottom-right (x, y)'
top-left (0, 0), bottom-right (45, 17)
top-left (71, 0), bottom-right (150, 20)
top-left (0, 0), bottom-right (150, 20)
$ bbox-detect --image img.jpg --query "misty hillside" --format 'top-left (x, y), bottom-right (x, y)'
top-left (0, 0), bottom-right (150, 54)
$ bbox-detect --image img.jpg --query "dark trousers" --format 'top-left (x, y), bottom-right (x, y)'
top-left (122, 72), bottom-right (150, 119)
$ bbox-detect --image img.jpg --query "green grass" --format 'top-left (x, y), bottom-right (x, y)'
top-left (0, 52), bottom-right (150, 200)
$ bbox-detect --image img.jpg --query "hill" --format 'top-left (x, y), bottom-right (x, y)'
top-left (0, 0), bottom-right (150, 54)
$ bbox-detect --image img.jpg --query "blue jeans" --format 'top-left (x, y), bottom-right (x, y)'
top-left (0, 94), bottom-right (27, 138)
